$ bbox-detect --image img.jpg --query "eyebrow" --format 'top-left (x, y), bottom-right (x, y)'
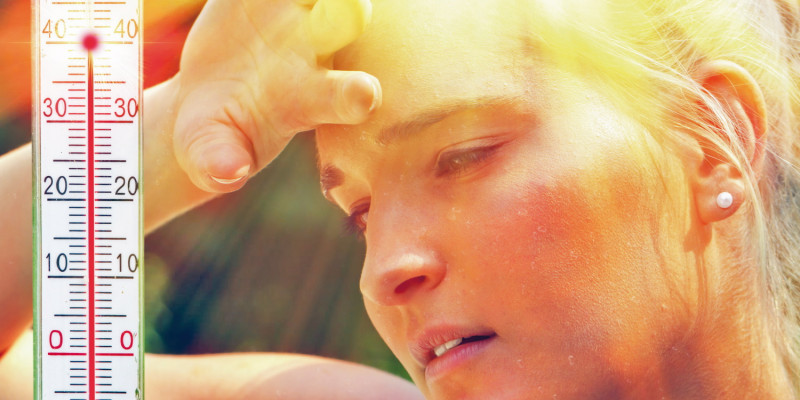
top-left (320, 163), bottom-right (344, 200)
top-left (319, 95), bottom-right (522, 200)
top-left (378, 95), bottom-right (521, 146)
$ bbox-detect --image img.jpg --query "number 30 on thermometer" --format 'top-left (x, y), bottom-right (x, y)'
top-left (33, 1), bottom-right (143, 399)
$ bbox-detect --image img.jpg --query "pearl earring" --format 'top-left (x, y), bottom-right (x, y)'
top-left (716, 192), bottom-right (733, 209)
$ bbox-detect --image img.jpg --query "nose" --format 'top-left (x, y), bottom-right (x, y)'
top-left (360, 241), bottom-right (447, 307)
top-left (358, 183), bottom-right (448, 306)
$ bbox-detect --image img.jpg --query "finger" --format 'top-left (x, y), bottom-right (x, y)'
top-left (295, 69), bottom-right (382, 126)
top-left (295, 0), bottom-right (318, 7)
top-left (306, 0), bottom-right (372, 55)
top-left (174, 110), bottom-right (255, 193)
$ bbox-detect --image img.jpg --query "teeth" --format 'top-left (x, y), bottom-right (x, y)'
top-left (433, 338), bottom-right (463, 357)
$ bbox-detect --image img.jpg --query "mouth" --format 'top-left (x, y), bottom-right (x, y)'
top-left (432, 334), bottom-right (495, 358)
top-left (410, 326), bottom-right (498, 370)
top-left (413, 329), bottom-right (497, 382)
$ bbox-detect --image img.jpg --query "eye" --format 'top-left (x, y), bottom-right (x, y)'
top-left (435, 143), bottom-right (502, 177)
top-left (343, 203), bottom-right (369, 237)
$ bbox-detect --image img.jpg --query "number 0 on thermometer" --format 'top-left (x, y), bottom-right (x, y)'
top-left (33, 1), bottom-right (144, 399)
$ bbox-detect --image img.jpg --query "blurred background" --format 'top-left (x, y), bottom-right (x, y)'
top-left (0, 0), bottom-right (407, 379)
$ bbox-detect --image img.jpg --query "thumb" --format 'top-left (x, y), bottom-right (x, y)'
top-left (296, 69), bottom-right (382, 127)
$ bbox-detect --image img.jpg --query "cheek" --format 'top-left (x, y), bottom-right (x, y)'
top-left (456, 134), bottom-right (681, 364)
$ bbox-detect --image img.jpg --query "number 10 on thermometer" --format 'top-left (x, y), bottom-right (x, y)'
top-left (33, 0), bottom-right (144, 399)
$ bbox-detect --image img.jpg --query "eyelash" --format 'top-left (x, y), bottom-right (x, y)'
top-left (435, 144), bottom-right (502, 177)
top-left (343, 204), bottom-right (369, 238)
top-left (341, 144), bottom-right (502, 237)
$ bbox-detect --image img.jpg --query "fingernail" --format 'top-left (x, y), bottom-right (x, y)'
top-left (210, 164), bottom-right (250, 185)
top-left (345, 74), bottom-right (381, 119)
top-left (368, 76), bottom-right (381, 113)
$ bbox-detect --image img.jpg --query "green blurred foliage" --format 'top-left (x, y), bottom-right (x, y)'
top-left (142, 133), bottom-right (409, 379)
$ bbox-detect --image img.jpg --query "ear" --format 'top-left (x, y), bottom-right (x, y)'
top-left (689, 60), bottom-right (767, 224)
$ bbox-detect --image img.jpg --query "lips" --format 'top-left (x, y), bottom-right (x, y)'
top-left (410, 325), bottom-right (497, 368)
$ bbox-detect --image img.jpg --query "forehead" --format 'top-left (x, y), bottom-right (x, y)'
top-left (316, 0), bottom-right (547, 159)
top-left (332, 0), bottom-right (536, 79)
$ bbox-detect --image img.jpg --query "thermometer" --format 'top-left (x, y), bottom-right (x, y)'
top-left (33, 0), bottom-right (143, 399)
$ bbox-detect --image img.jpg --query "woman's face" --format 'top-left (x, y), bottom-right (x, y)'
top-left (316, 1), bottom-right (700, 398)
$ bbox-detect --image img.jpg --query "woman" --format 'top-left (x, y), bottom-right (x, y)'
top-left (313, 0), bottom-right (800, 398)
top-left (2, 0), bottom-right (799, 398)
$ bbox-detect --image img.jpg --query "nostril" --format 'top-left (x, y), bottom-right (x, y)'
top-left (394, 276), bottom-right (426, 295)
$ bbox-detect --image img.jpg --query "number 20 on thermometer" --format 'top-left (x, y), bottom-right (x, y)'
top-left (33, 0), bottom-right (144, 399)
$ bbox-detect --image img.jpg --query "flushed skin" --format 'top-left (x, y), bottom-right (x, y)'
top-left (316, 0), bottom-right (791, 398)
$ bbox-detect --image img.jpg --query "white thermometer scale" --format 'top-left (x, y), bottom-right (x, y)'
top-left (33, 0), bottom-right (143, 399)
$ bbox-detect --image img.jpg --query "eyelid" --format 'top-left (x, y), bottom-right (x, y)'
top-left (434, 136), bottom-right (508, 177)
top-left (347, 198), bottom-right (370, 216)
top-left (435, 135), bottom-right (507, 161)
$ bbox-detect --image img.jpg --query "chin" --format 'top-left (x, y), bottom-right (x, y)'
top-left (415, 362), bottom-right (623, 400)
top-left (426, 381), bottom-right (567, 400)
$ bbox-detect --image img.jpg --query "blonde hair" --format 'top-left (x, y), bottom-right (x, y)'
top-left (521, 0), bottom-right (800, 392)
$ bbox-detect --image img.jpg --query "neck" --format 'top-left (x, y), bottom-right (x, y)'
top-left (654, 232), bottom-right (796, 399)
top-left (660, 319), bottom-right (792, 399)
